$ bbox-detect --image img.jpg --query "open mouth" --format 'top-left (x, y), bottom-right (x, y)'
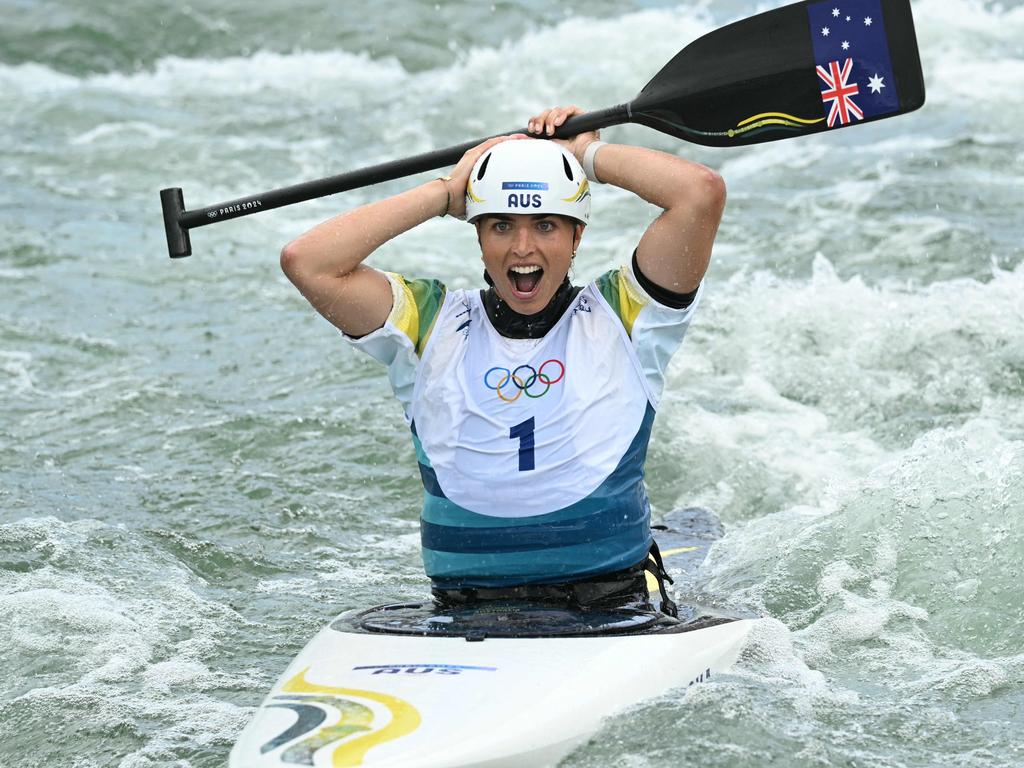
top-left (508, 265), bottom-right (544, 300)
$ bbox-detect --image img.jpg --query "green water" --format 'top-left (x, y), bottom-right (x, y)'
top-left (1, 0), bottom-right (1022, 765)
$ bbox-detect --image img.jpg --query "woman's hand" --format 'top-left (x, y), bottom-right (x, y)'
top-left (527, 105), bottom-right (599, 163)
top-left (444, 133), bottom-right (527, 220)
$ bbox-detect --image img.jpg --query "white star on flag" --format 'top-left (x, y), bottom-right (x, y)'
top-left (832, 7), bottom-right (840, 16)
top-left (842, 40), bottom-right (850, 50)
top-left (846, 15), bottom-right (851, 21)
top-left (822, 26), bottom-right (830, 36)
top-left (868, 73), bottom-right (885, 93)
top-left (865, 16), bottom-right (873, 25)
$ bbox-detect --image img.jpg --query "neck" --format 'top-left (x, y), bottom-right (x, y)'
top-left (481, 275), bottom-right (581, 339)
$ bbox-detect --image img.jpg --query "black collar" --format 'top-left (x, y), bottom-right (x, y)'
top-left (480, 274), bottom-right (581, 339)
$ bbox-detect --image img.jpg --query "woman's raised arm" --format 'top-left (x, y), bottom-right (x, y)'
top-left (280, 134), bottom-right (523, 336)
top-left (531, 106), bottom-right (726, 296)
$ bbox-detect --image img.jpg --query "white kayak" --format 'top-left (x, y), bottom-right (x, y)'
top-left (230, 509), bottom-right (756, 768)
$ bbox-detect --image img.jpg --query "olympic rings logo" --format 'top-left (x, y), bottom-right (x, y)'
top-left (484, 360), bottom-right (565, 403)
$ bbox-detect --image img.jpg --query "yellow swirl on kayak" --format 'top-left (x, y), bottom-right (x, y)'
top-left (281, 667), bottom-right (422, 767)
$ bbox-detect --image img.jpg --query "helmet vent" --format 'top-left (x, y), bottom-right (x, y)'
top-left (562, 154), bottom-right (574, 180)
top-left (477, 153), bottom-right (491, 180)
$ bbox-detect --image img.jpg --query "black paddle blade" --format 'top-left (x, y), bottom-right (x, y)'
top-left (629, 0), bottom-right (925, 147)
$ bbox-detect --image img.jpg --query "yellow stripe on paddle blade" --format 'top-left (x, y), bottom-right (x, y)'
top-left (736, 112), bottom-right (825, 127)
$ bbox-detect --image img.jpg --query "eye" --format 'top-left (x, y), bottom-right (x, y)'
top-left (493, 220), bottom-right (511, 232)
top-left (536, 220), bottom-right (555, 232)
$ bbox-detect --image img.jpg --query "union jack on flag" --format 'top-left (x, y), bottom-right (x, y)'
top-left (807, 0), bottom-right (900, 129)
top-left (817, 58), bottom-right (863, 127)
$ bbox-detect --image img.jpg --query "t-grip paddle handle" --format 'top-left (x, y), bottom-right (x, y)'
top-left (160, 187), bottom-right (192, 258)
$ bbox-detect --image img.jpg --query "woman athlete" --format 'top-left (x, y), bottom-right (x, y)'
top-left (280, 106), bottom-right (725, 615)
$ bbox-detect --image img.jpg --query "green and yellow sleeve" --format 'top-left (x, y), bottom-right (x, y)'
top-left (594, 266), bottom-right (649, 339)
top-left (385, 273), bottom-right (447, 357)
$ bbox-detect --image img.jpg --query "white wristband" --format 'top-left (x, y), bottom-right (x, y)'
top-left (581, 140), bottom-right (606, 183)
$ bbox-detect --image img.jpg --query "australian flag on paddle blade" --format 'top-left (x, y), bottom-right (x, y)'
top-left (807, 0), bottom-right (900, 129)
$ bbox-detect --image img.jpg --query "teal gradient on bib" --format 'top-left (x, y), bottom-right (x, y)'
top-left (419, 405), bottom-right (656, 587)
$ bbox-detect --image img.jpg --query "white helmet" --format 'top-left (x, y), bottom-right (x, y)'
top-left (465, 139), bottom-right (591, 225)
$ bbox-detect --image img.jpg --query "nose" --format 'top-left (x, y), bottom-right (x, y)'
top-left (510, 225), bottom-right (534, 257)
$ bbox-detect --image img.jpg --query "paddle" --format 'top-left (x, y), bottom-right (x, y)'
top-left (160, 0), bottom-right (924, 258)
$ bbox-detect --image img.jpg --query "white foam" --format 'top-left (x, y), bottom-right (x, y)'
top-left (0, 515), bottom-right (244, 682)
top-left (914, 0), bottom-right (1024, 106)
top-left (719, 140), bottom-right (831, 181)
top-left (0, 6), bottom-right (710, 128)
top-left (443, 9), bottom-right (713, 115)
top-left (0, 48), bottom-right (408, 98)
top-left (0, 61), bottom-right (79, 94)
top-left (702, 409), bottom-right (1023, 678)
top-left (0, 515), bottom-right (257, 768)
top-left (917, 0), bottom-right (1024, 39)
top-left (254, 576), bottom-right (318, 595)
top-left (0, 350), bottom-right (36, 394)
top-left (697, 257), bottom-right (1023, 429)
top-left (686, 256), bottom-right (1023, 631)
top-left (69, 121), bottom-right (175, 147)
top-left (1, 0), bottom-right (1018, 142)
top-left (929, 54), bottom-right (1024, 105)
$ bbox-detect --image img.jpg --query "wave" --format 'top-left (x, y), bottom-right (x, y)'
top-left (0, 0), bottom-right (1019, 100)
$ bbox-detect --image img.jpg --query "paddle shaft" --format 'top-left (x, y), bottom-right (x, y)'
top-left (160, 105), bottom-right (627, 258)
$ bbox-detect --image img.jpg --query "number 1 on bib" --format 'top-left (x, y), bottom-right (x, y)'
top-left (509, 417), bottom-right (536, 471)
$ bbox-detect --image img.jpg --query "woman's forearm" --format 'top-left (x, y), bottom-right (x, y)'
top-left (589, 143), bottom-right (724, 216)
top-left (590, 142), bottom-right (725, 294)
top-left (280, 178), bottom-right (450, 280)
top-left (278, 134), bottom-right (519, 337)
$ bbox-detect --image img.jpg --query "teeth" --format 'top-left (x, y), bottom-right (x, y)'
top-left (509, 265), bottom-right (541, 274)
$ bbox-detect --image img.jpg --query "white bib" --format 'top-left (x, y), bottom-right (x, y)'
top-left (410, 288), bottom-right (651, 519)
